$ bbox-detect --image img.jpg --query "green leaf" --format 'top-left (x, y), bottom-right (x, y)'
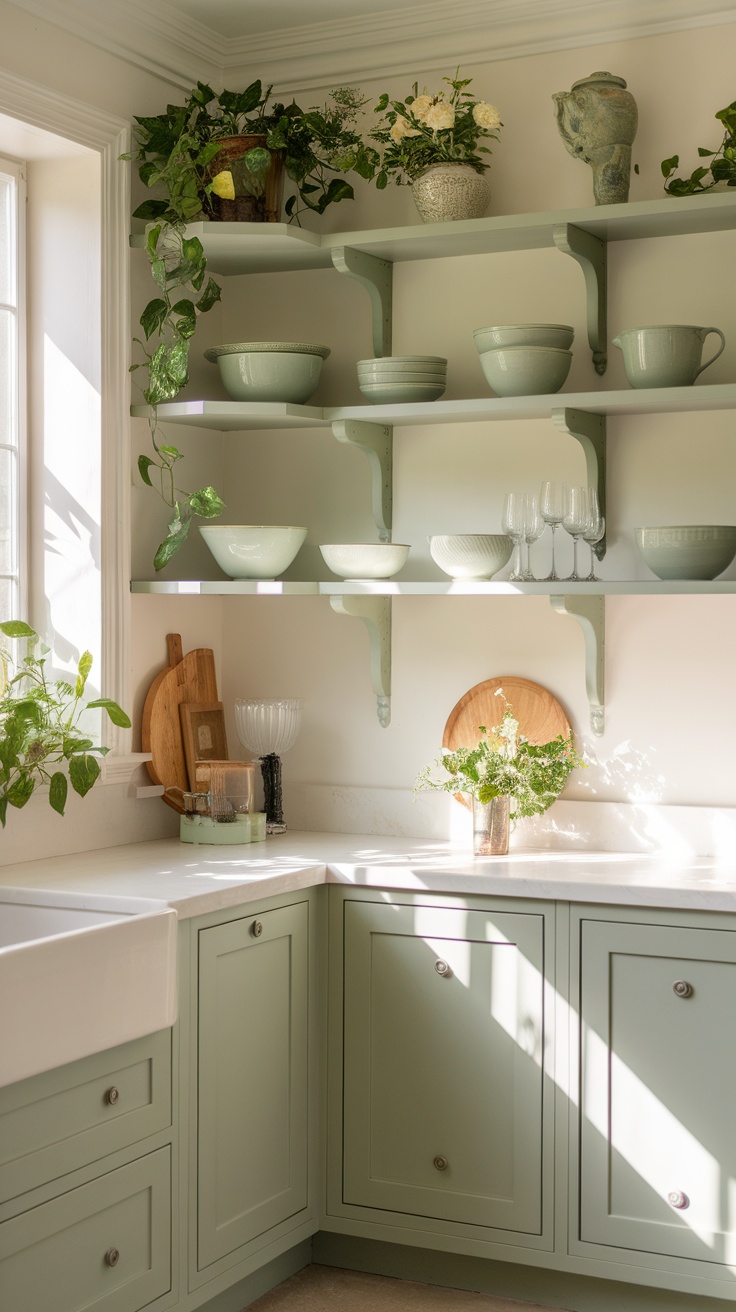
top-left (138, 455), bottom-right (156, 487)
top-left (196, 277), bottom-right (221, 314)
top-left (69, 754), bottom-right (101, 798)
top-left (86, 698), bottom-right (132, 729)
top-left (7, 774), bottom-right (35, 809)
top-left (188, 486), bottom-right (224, 518)
top-left (75, 650), bottom-right (93, 698)
top-left (158, 444), bottom-right (182, 460)
top-left (154, 513), bottom-right (192, 570)
top-left (132, 199), bottom-right (170, 221)
top-left (48, 771), bottom-right (68, 816)
top-left (660, 154), bottom-right (679, 178)
top-left (140, 298), bottom-right (168, 339)
top-left (0, 620), bottom-right (36, 639)
top-left (0, 796), bottom-right (7, 828)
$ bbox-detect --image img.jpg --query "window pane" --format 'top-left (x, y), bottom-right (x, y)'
top-left (0, 175), bottom-right (11, 306)
top-left (0, 447), bottom-right (16, 574)
top-left (0, 576), bottom-right (17, 631)
top-left (0, 307), bottom-right (15, 440)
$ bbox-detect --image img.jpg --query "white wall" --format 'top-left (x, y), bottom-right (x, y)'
top-left (1, 9), bottom-right (735, 863)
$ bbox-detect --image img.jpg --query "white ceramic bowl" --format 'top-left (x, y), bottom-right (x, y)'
top-left (200, 525), bottom-right (308, 579)
top-left (359, 380), bottom-right (446, 404)
top-left (473, 324), bottom-right (574, 352)
top-left (319, 542), bottom-right (410, 579)
top-left (358, 370), bottom-right (447, 385)
top-left (429, 534), bottom-right (513, 580)
top-left (635, 526), bottom-right (736, 580)
top-left (357, 356), bottom-right (447, 372)
top-left (204, 341), bottom-right (330, 403)
top-left (477, 345), bottom-right (572, 397)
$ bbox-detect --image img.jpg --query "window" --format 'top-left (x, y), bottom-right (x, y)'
top-left (0, 156), bottom-right (25, 629)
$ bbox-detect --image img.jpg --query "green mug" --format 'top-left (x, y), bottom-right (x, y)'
top-left (613, 324), bottom-right (725, 388)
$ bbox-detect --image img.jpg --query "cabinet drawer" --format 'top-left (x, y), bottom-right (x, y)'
top-left (0, 1145), bottom-right (171, 1312)
top-left (0, 1030), bottom-right (171, 1204)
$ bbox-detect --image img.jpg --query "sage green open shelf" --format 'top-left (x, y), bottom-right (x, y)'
top-left (130, 580), bottom-right (736, 596)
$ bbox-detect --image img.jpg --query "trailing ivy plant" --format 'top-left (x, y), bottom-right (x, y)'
top-left (0, 621), bottom-right (131, 827)
top-left (662, 99), bottom-right (736, 195)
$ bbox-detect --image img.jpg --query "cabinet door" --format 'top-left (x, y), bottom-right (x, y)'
top-left (0, 1146), bottom-right (171, 1312)
top-left (197, 903), bottom-right (308, 1270)
top-left (343, 900), bottom-right (546, 1233)
top-left (579, 919), bottom-right (736, 1263)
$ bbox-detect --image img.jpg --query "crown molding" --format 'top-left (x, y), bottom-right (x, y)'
top-left (4, 0), bottom-right (736, 93)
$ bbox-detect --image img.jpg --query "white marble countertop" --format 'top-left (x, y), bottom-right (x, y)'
top-left (2, 831), bottom-right (736, 917)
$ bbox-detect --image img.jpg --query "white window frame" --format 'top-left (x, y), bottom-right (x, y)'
top-left (0, 71), bottom-right (133, 772)
top-left (0, 155), bottom-right (27, 627)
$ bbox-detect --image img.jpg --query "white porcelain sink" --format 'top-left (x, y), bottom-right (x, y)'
top-left (0, 899), bottom-right (178, 1088)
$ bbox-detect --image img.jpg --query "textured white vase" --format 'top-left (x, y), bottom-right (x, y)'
top-left (411, 164), bottom-right (490, 223)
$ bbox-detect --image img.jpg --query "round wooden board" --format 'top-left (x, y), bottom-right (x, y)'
top-left (442, 676), bottom-right (571, 809)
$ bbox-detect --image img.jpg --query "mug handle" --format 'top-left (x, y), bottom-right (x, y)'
top-left (695, 327), bottom-right (726, 378)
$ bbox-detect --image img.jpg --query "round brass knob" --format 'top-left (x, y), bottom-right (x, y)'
top-left (667, 1190), bottom-right (690, 1210)
top-left (105, 1087), bottom-right (120, 1106)
top-left (434, 959), bottom-right (452, 978)
top-left (433, 1155), bottom-right (449, 1171)
top-left (672, 980), bottom-right (693, 998)
top-left (251, 920), bottom-right (263, 938)
top-left (104, 1247), bottom-right (120, 1267)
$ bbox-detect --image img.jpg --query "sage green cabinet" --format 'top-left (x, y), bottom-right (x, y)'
top-left (331, 891), bottom-right (555, 1248)
top-left (195, 900), bottom-right (310, 1274)
top-left (576, 913), bottom-right (736, 1278)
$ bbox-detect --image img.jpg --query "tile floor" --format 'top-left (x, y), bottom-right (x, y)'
top-left (247, 1264), bottom-right (560, 1311)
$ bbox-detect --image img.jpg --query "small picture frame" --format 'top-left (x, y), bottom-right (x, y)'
top-left (179, 702), bottom-right (228, 791)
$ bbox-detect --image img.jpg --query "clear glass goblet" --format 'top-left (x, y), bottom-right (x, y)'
top-left (502, 492), bottom-right (525, 582)
top-left (522, 493), bottom-right (544, 581)
top-left (583, 513), bottom-right (606, 581)
top-left (539, 481), bottom-right (568, 582)
top-left (561, 485), bottom-right (590, 581)
top-left (234, 697), bottom-right (303, 834)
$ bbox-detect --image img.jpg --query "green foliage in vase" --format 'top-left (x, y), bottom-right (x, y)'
top-left (415, 694), bottom-right (585, 827)
top-left (371, 71), bottom-right (503, 187)
top-left (662, 99), bottom-right (736, 195)
top-left (0, 621), bottom-right (131, 827)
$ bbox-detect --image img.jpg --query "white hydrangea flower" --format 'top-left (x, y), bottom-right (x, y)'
top-left (472, 101), bottom-right (502, 130)
top-left (425, 102), bottom-right (455, 132)
top-left (390, 116), bottom-right (421, 143)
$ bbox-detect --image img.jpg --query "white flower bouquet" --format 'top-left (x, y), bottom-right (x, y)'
top-left (371, 71), bottom-right (502, 187)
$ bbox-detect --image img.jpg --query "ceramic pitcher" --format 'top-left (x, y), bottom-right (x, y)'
top-left (612, 324), bottom-right (726, 388)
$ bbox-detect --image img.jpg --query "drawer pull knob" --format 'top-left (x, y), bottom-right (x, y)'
top-left (252, 920), bottom-right (263, 938)
top-left (667, 1190), bottom-right (690, 1210)
top-left (433, 1155), bottom-right (449, 1171)
top-left (673, 980), bottom-right (693, 998)
top-left (105, 1086), bottom-right (120, 1105)
top-left (104, 1247), bottom-right (120, 1267)
top-left (434, 959), bottom-right (452, 978)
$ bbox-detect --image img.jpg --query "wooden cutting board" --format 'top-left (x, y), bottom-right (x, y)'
top-left (142, 634), bottom-right (221, 812)
top-left (443, 676), bottom-right (571, 809)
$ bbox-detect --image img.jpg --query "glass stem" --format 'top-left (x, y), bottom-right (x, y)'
top-left (549, 524), bottom-right (558, 582)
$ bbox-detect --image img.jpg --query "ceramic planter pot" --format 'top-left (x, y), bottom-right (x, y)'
top-left (411, 164), bottom-right (490, 223)
top-left (208, 135), bottom-right (285, 222)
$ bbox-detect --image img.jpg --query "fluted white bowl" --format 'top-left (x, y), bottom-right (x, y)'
top-left (635, 525), bottom-right (736, 580)
top-left (473, 324), bottom-right (574, 352)
top-left (320, 542), bottom-right (410, 579)
top-left (200, 525), bottom-right (307, 579)
top-left (429, 534), bottom-right (513, 580)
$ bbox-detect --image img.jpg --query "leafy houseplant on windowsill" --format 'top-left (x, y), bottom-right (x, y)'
top-left (661, 99), bottom-right (736, 195)
top-left (415, 693), bottom-right (584, 856)
top-left (126, 81), bottom-right (378, 569)
top-left (0, 621), bottom-right (131, 827)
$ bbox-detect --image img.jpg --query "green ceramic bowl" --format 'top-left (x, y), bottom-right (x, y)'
top-left (204, 342), bottom-right (330, 403)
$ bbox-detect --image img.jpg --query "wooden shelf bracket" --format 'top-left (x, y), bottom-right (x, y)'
top-left (331, 246), bottom-right (393, 358)
top-left (550, 594), bottom-right (605, 735)
top-left (331, 419), bottom-right (393, 541)
top-left (551, 406), bottom-right (607, 559)
top-left (553, 223), bottom-right (607, 375)
top-left (330, 595), bottom-right (392, 727)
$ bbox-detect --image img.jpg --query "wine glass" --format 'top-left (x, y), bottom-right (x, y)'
top-left (583, 511), bottom-right (606, 581)
top-left (234, 698), bottom-right (303, 834)
top-left (522, 493), bottom-right (544, 581)
top-left (561, 486), bottom-right (590, 581)
top-left (539, 481), bottom-right (568, 581)
top-left (502, 492), bottom-right (525, 582)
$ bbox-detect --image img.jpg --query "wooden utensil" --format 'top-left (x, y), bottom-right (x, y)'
top-left (142, 634), bottom-right (221, 812)
top-left (443, 676), bottom-right (571, 809)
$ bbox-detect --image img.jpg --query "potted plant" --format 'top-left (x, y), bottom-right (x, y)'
top-left (371, 71), bottom-right (503, 222)
top-left (415, 693), bottom-right (584, 855)
top-left (662, 98), bottom-right (736, 194)
top-left (126, 81), bottom-right (378, 570)
top-left (0, 621), bottom-right (131, 827)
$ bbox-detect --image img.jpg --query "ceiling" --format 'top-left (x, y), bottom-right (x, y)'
top-left (6, 0), bottom-right (736, 92)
